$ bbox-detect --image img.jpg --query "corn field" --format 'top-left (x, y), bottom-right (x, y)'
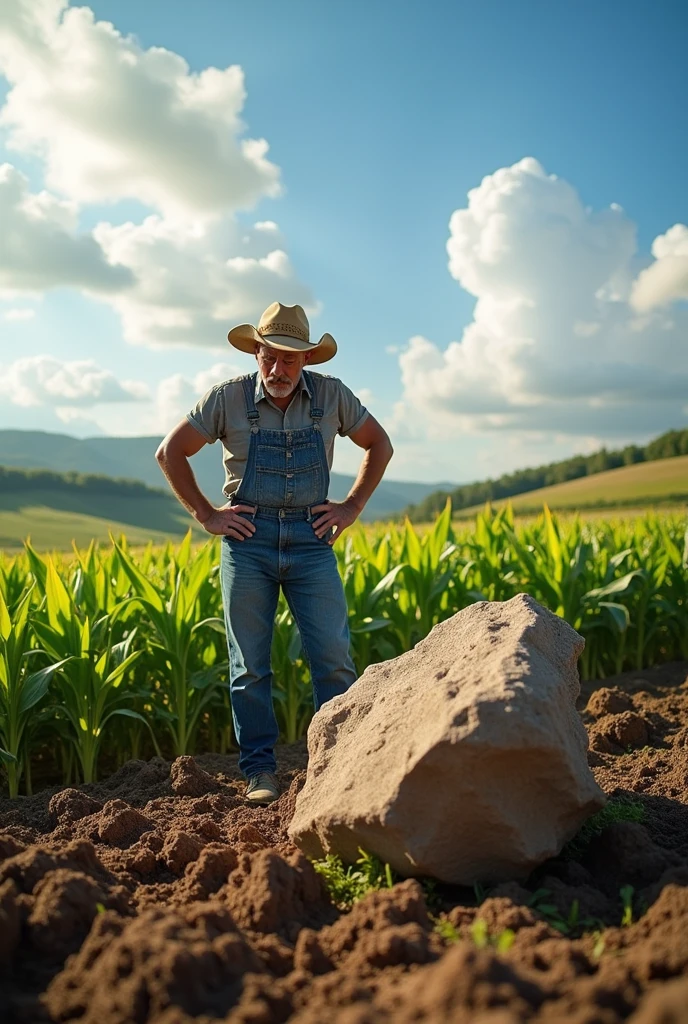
top-left (1, 503), bottom-right (687, 797)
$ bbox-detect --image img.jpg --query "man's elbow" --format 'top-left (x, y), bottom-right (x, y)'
top-left (375, 433), bottom-right (394, 463)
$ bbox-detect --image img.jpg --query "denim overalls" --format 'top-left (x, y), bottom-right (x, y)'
top-left (219, 370), bottom-right (357, 778)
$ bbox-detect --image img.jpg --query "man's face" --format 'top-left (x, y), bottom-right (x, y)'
top-left (256, 344), bottom-right (309, 399)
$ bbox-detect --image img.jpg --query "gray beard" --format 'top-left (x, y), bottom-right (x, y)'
top-left (265, 377), bottom-right (298, 399)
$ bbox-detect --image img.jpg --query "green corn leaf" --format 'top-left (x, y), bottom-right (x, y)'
top-left (103, 649), bottom-right (142, 687)
top-left (609, 548), bottom-right (633, 570)
top-left (367, 564), bottom-right (406, 608)
top-left (19, 658), bottom-right (72, 714)
top-left (599, 601), bottom-right (630, 633)
top-left (191, 617), bottom-right (226, 635)
top-left (0, 589), bottom-right (10, 642)
top-left (350, 617), bottom-right (391, 634)
top-left (544, 505), bottom-right (563, 577)
top-left (403, 518), bottom-right (422, 572)
top-left (287, 626), bottom-right (303, 661)
top-left (112, 538), bottom-right (165, 612)
top-left (585, 569), bottom-right (643, 600)
top-left (23, 541), bottom-right (48, 592)
top-left (189, 665), bottom-right (226, 690)
top-left (46, 559), bottom-right (74, 634)
top-left (0, 747), bottom-right (17, 764)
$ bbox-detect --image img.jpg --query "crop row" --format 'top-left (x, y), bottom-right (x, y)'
top-left (1, 503), bottom-right (686, 796)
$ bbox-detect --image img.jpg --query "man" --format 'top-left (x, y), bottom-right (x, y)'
top-left (155, 302), bottom-right (394, 805)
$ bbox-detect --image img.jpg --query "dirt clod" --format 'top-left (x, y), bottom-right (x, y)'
top-left (48, 788), bottom-right (103, 826)
top-left (589, 711), bottom-right (651, 752)
top-left (170, 756), bottom-right (218, 797)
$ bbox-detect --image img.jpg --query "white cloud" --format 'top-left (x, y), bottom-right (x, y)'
top-left (631, 224), bottom-right (688, 311)
top-left (2, 306), bottom-right (36, 321)
top-left (14, 358), bottom-right (243, 436)
top-left (91, 214), bottom-right (315, 348)
top-left (154, 362), bottom-right (241, 431)
top-left (0, 163), bottom-right (133, 295)
top-left (392, 158), bottom-right (688, 447)
top-left (0, 2), bottom-right (314, 350)
top-left (0, 0), bottom-right (280, 218)
top-left (0, 355), bottom-right (148, 408)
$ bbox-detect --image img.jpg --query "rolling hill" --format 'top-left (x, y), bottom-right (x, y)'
top-left (457, 454), bottom-right (688, 515)
top-left (405, 426), bottom-right (688, 520)
top-left (0, 466), bottom-right (202, 551)
top-left (0, 430), bottom-right (453, 521)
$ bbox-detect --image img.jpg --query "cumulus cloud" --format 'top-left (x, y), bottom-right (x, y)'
top-left (0, 2), bottom-right (313, 349)
top-left (37, 360), bottom-right (244, 436)
top-left (0, 163), bottom-right (133, 295)
top-left (2, 307), bottom-right (36, 321)
top-left (91, 214), bottom-right (315, 348)
top-left (0, 0), bottom-right (280, 217)
top-left (154, 362), bottom-right (241, 431)
top-left (631, 224), bottom-right (688, 311)
top-left (392, 158), bottom-right (688, 444)
top-left (0, 355), bottom-right (148, 409)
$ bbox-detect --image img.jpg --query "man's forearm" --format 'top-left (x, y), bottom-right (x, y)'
top-left (345, 438), bottom-right (394, 514)
top-left (156, 448), bottom-right (215, 523)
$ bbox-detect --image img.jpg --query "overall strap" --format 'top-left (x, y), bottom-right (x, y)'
top-left (303, 370), bottom-right (323, 422)
top-left (240, 373), bottom-right (260, 424)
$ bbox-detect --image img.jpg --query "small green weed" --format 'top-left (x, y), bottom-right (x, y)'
top-left (473, 881), bottom-right (491, 905)
top-left (591, 931), bottom-right (606, 960)
top-left (433, 916), bottom-right (461, 943)
top-left (312, 849), bottom-right (397, 909)
top-left (419, 876), bottom-right (442, 913)
top-left (433, 915), bottom-right (515, 954)
top-left (470, 917), bottom-right (516, 953)
top-left (528, 889), bottom-right (603, 936)
top-left (620, 885), bottom-right (635, 927)
top-left (563, 797), bottom-right (645, 860)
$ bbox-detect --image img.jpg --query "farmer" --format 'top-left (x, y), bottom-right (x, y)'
top-left (155, 302), bottom-right (394, 805)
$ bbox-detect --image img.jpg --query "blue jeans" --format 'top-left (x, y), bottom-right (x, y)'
top-left (219, 508), bottom-right (356, 778)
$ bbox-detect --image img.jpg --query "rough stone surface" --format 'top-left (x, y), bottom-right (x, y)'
top-left (289, 593), bottom-right (605, 884)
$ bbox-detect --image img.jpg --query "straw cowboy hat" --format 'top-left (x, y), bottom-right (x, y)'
top-left (227, 302), bottom-right (337, 365)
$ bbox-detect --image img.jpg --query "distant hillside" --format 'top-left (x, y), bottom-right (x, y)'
top-left (0, 465), bottom-right (200, 551)
top-left (405, 428), bottom-right (688, 520)
top-left (0, 430), bottom-right (453, 521)
top-left (456, 455), bottom-right (688, 515)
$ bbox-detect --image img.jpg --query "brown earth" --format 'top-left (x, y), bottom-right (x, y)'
top-left (1, 662), bottom-right (687, 1023)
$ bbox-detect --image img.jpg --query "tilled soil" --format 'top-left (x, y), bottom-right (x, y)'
top-left (1, 663), bottom-right (688, 1023)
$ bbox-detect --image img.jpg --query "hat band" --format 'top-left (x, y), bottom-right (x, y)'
top-left (258, 321), bottom-right (309, 342)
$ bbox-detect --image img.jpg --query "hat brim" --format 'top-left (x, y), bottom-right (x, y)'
top-left (227, 325), bottom-right (336, 364)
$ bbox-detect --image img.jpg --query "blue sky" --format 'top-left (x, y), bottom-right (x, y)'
top-left (0, 0), bottom-right (686, 483)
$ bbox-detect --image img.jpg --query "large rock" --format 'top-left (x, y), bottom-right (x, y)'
top-left (289, 593), bottom-right (605, 884)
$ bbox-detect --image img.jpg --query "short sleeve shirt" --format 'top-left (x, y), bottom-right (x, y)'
top-left (186, 371), bottom-right (369, 501)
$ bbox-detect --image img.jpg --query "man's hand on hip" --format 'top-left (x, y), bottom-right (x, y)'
top-left (199, 505), bottom-right (256, 539)
top-left (311, 500), bottom-right (361, 545)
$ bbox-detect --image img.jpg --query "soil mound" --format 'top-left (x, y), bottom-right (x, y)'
top-left (0, 663), bottom-right (687, 1023)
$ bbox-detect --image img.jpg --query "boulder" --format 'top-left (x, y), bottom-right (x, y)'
top-left (289, 593), bottom-right (605, 884)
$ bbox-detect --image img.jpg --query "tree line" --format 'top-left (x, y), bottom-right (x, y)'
top-left (0, 465), bottom-right (169, 499)
top-left (404, 428), bottom-right (688, 522)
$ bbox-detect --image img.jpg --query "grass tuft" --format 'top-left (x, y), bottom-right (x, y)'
top-left (563, 796), bottom-right (645, 860)
top-left (312, 849), bottom-right (397, 909)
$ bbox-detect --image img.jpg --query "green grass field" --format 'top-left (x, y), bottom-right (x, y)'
top-left (458, 454), bottom-right (688, 516)
top-left (0, 490), bottom-right (201, 551)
